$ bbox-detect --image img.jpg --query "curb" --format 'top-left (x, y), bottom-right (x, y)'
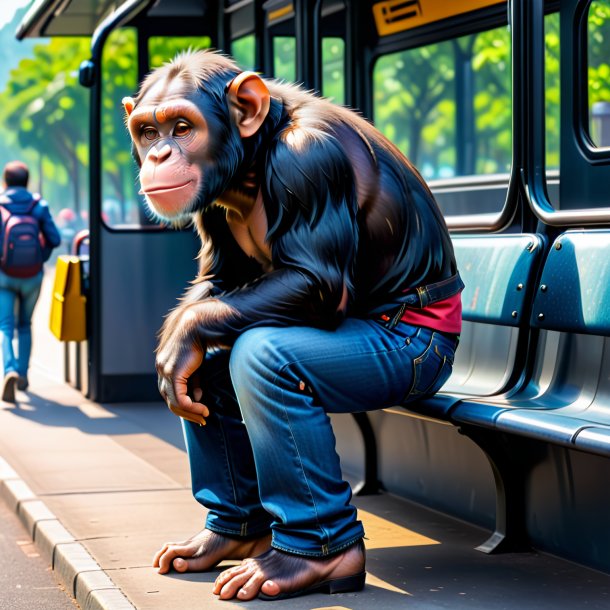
top-left (0, 456), bottom-right (136, 610)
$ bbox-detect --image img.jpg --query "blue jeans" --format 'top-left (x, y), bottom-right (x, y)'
top-left (0, 271), bottom-right (43, 377)
top-left (183, 319), bottom-right (457, 557)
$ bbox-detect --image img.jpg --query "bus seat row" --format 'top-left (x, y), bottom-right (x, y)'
top-left (394, 229), bottom-right (610, 552)
top-left (449, 231), bottom-right (610, 453)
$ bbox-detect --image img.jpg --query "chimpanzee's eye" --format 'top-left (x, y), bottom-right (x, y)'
top-left (142, 127), bottom-right (158, 141)
top-left (173, 121), bottom-right (192, 138)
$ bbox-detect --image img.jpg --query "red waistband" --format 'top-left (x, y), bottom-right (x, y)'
top-left (399, 292), bottom-right (462, 335)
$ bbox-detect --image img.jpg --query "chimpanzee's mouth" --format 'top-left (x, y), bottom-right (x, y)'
top-left (140, 180), bottom-right (193, 194)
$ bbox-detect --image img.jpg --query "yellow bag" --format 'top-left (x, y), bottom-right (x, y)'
top-left (49, 255), bottom-right (87, 342)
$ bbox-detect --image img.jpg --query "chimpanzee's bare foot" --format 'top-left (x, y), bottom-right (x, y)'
top-left (153, 528), bottom-right (272, 574)
top-left (213, 540), bottom-right (366, 601)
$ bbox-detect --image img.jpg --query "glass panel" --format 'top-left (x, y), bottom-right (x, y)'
top-left (149, 36), bottom-right (212, 69)
top-left (322, 38), bottom-right (345, 104)
top-left (274, 37), bottom-right (296, 81)
top-left (232, 34), bottom-right (256, 70)
top-left (588, 0), bottom-right (610, 147)
top-left (100, 34), bottom-right (213, 229)
top-left (101, 28), bottom-right (141, 227)
top-left (373, 26), bottom-right (511, 185)
top-left (545, 11), bottom-right (560, 207)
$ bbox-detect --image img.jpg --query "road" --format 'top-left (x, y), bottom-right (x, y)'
top-left (0, 500), bottom-right (78, 610)
top-left (0, 268), bottom-right (78, 610)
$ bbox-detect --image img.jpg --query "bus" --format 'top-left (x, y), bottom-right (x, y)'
top-left (14, 0), bottom-right (610, 599)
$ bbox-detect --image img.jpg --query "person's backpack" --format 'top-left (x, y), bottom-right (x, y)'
top-left (0, 194), bottom-right (44, 278)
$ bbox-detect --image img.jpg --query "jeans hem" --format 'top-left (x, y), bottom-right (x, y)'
top-left (206, 521), bottom-right (272, 539)
top-left (271, 532), bottom-right (364, 558)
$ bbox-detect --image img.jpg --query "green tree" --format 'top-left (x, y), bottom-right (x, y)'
top-left (588, 0), bottom-right (610, 146)
top-left (100, 28), bottom-right (140, 223)
top-left (545, 12), bottom-right (560, 170)
top-left (100, 31), bottom-right (212, 225)
top-left (0, 38), bottom-right (90, 212)
top-left (374, 41), bottom-right (455, 176)
top-left (373, 26), bottom-right (512, 180)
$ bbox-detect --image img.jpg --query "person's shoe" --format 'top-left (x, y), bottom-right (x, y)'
top-left (2, 371), bottom-right (19, 403)
top-left (17, 376), bottom-right (28, 391)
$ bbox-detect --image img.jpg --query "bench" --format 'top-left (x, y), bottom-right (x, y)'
top-left (429, 230), bottom-right (610, 555)
top-left (455, 230), bottom-right (610, 450)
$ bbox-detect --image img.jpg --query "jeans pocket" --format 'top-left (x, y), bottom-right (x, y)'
top-left (405, 332), bottom-right (455, 401)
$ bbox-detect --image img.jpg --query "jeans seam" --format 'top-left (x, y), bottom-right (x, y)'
top-left (273, 362), bottom-right (329, 550)
top-left (216, 415), bottom-right (241, 516)
top-left (407, 330), bottom-right (436, 398)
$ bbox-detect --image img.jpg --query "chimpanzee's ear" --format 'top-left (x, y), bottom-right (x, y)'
top-left (226, 72), bottom-right (270, 138)
top-left (122, 96), bottom-right (135, 117)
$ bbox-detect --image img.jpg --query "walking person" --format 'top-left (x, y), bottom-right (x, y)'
top-left (0, 161), bottom-right (61, 402)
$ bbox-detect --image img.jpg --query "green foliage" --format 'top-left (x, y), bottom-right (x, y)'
top-left (274, 37), bottom-right (296, 82)
top-left (373, 27), bottom-right (512, 180)
top-left (589, 1), bottom-right (610, 146)
top-left (322, 38), bottom-right (345, 105)
top-left (545, 11), bottom-right (560, 169)
top-left (149, 36), bottom-right (212, 69)
top-left (232, 35), bottom-right (255, 70)
top-left (100, 28), bottom-right (138, 222)
top-left (0, 37), bottom-right (90, 211)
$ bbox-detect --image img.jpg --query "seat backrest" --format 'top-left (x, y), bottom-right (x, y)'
top-left (454, 233), bottom-right (544, 326)
top-left (530, 230), bottom-right (610, 336)
top-left (444, 234), bottom-right (543, 396)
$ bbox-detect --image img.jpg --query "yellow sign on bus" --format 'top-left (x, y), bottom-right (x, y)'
top-left (373, 0), bottom-right (506, 36)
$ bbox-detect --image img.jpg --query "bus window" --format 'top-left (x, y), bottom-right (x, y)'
top-left (100, 34), bottom-right (212, 230)
top-left (232, 34), bottom-right (256, 70)
top-left (322, 37), bottom-right (345, 104)
top-left (588, 0), bottom-right (610, 148)
top-left (101, 28), bottom-right (141, 228)
top-left (373, 26), bottom-right (511, 189)
top-left (274, 37), bottom-right (296, 81)
top-left (374, 28), bottom-right (512, 186)
top-left (545, 10), bottom-right (560, 206)
top-left (148, 36), bottom-right (212, 69)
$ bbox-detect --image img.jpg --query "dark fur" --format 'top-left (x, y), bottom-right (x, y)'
top-left (131, 50), bottom-right (458, 344)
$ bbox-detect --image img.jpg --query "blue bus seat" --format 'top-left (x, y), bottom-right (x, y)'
top-left (437, 234), bottom-right (543, 399)
top-left (574, 427), bottom-right (610, 456)
top-left (454, 231), bottom-right (610, 449)
top-left (530, 231), bottom-right (610, 335)
top-left (456, 233), bottom-right (543, 326)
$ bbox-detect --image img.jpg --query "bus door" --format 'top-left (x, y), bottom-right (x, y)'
top-left (85, 6), bottom-right (215, 402)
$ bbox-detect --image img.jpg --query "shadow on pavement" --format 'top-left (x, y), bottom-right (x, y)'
top-left (5, 388), bottom-right (187, 452)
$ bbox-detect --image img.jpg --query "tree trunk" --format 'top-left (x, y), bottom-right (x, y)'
top-left (72, 151), bottom-right (80, 215)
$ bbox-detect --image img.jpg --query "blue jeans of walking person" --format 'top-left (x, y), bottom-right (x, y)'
top-left (0, 271), bottom-right (43, 385)
top-left (183, 318), bottom-right (457, 557)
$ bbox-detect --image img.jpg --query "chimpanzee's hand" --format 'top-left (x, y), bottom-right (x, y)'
top-left (156, 305), bottom-right (209, 426)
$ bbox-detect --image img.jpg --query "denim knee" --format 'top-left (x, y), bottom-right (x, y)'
top-left (229, 327), bottom-right (279, 389)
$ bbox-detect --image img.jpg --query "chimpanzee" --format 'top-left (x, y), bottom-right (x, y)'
top-left (123, 50), bottom-right (462, 601)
